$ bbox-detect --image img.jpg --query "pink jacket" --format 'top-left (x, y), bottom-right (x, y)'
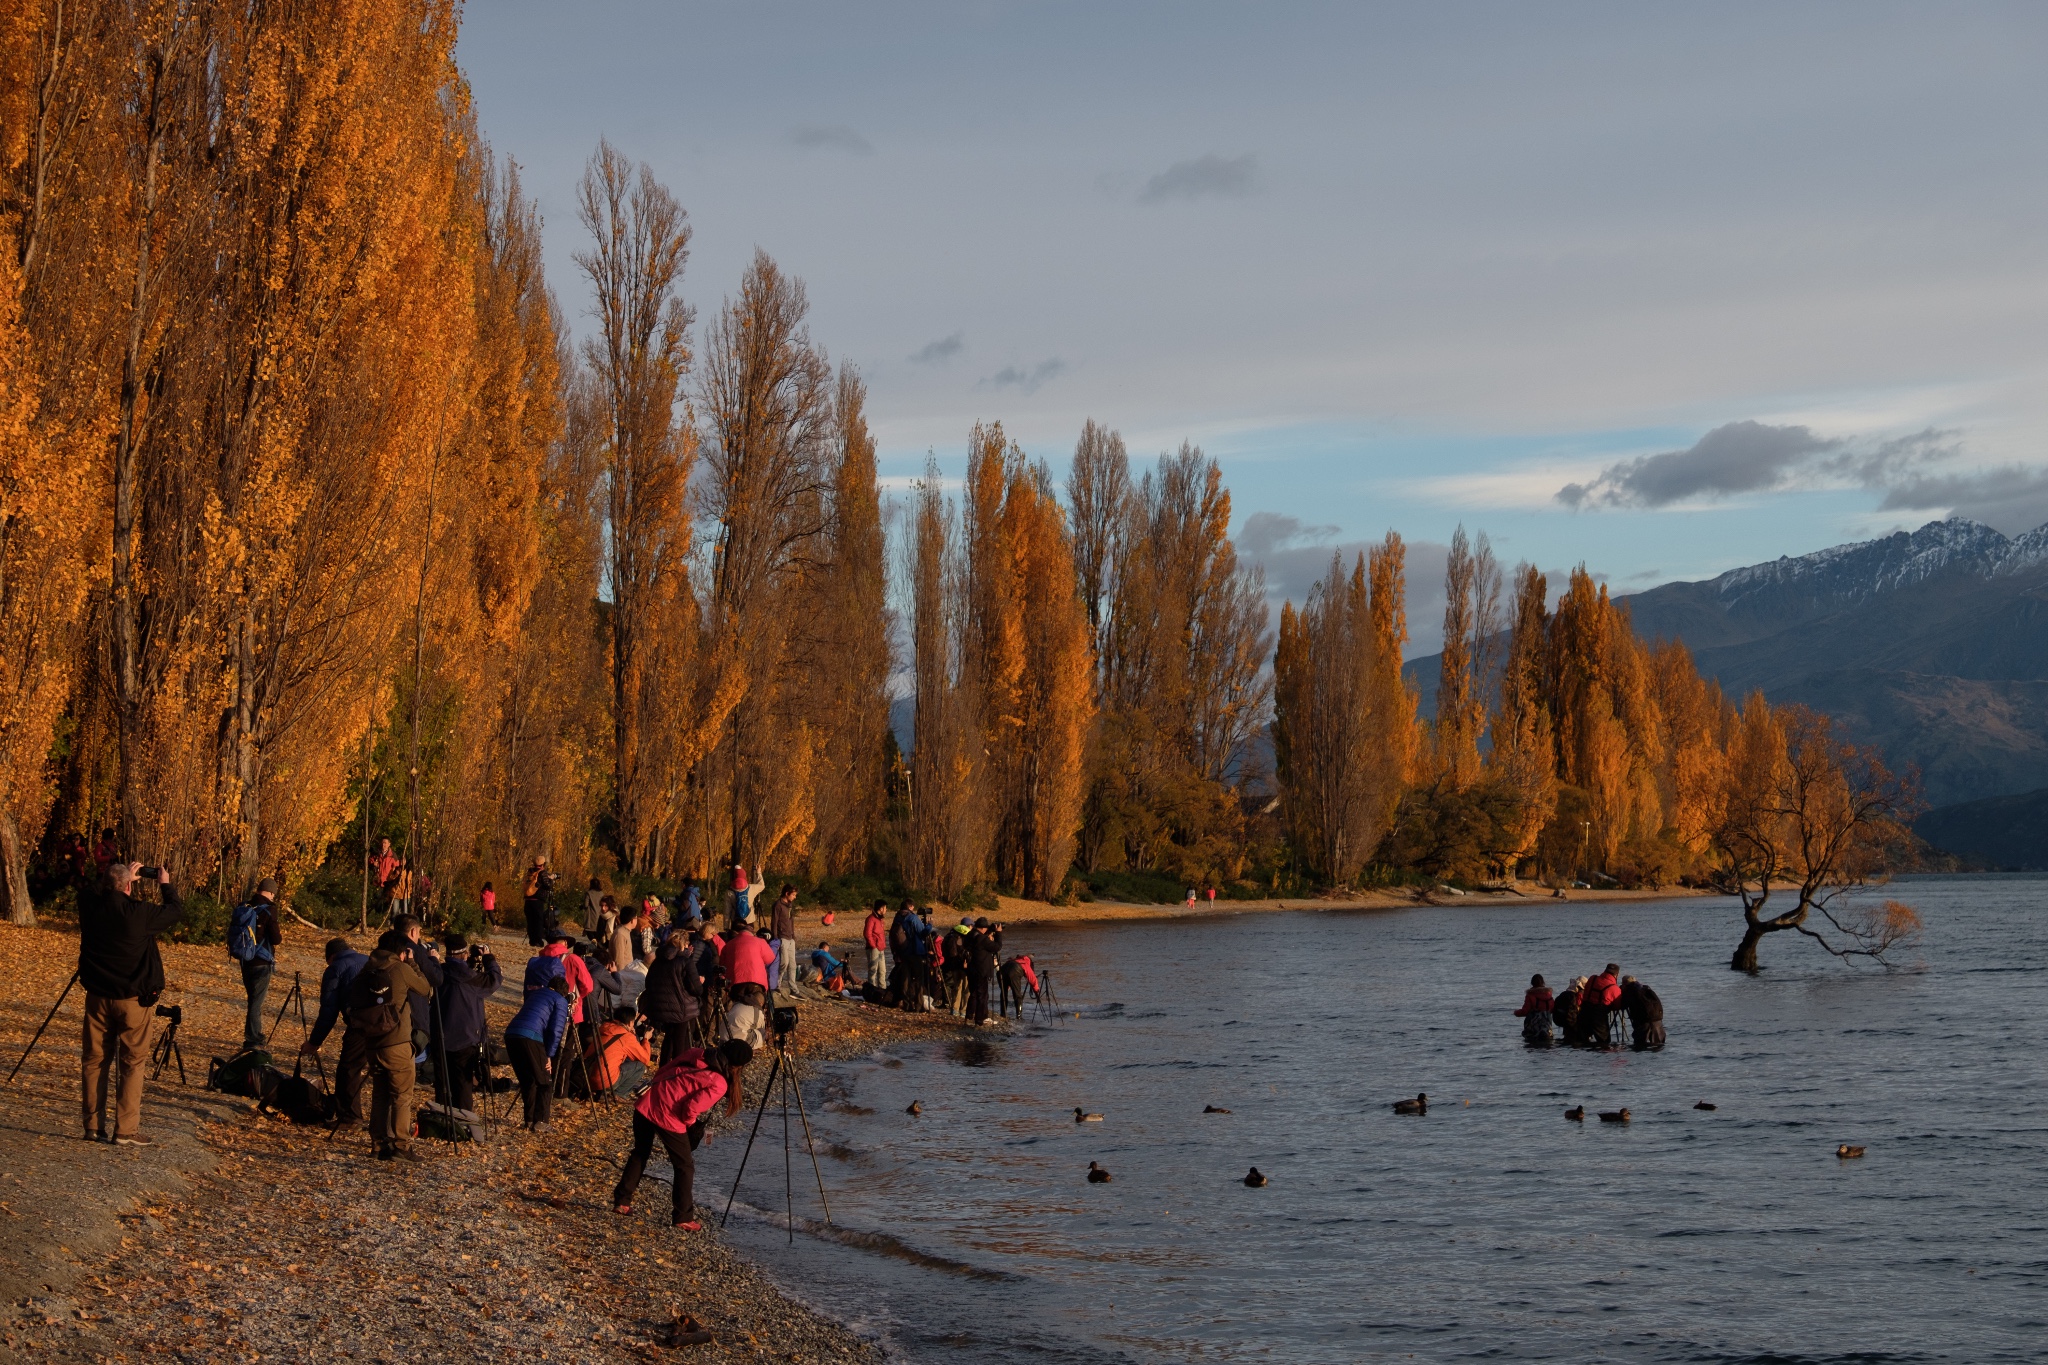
top-left (636, 1049), bottom-right (729, 1134)
top-left (720, 930), bottom-right (775, 989)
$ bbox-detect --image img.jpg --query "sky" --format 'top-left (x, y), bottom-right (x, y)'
top-left (456, 1), bottom-right (2048, 654)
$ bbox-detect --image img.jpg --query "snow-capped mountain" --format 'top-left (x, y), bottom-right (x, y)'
top-left (1711, 517), bottom-right (2048, 613)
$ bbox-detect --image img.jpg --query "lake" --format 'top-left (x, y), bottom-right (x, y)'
top-left (700, 876), bottom-right (2047, 1363)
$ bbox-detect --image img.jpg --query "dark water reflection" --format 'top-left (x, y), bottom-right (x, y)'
top-left (703, 877), bottom-right (2048, 1362)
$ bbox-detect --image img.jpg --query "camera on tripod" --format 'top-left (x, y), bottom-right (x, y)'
top-left (770, 1005), bottom-right (798, 1040)
top-left (155, 1003), bottom-right (181, 1024)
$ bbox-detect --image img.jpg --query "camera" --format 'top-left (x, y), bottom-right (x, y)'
top-left (138, 865), bottom-right (163, 881)
top-left (770, 1005), bottom-right (798, 1039)
top-left (155, 1003), bottom-right (182, 1024)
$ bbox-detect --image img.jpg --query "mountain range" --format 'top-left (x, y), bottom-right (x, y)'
top-left (1408, 516), bottom-right (2048, 865)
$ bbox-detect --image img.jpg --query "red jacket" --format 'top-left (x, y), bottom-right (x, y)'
top-left (636, 1049), bottom-right (728, 1134)
top-left (720, 930), bottom-right (775, 989)
top-left (1515, 987), bottom-right (1554, 1017)
top-left (864, 911), bottom-right (887, 951)
top-left (1590, 973), bottom-right (1621, 1008)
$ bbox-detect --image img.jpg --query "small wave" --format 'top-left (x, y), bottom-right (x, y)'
top-left (730, 1200), bottom-right (1020, 1281)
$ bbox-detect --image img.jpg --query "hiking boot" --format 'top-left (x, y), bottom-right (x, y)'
top-left (85, 1130), bottom-right (107, 1144)
top-left (112, 1133), bottom-right (155, 1147)
top-left (531, 1120), bottom-right (552, 1134)
top-left (673, 1219), bottom-right (703, 1231)
top-left (388, 1147), bottom-right (424, 1164)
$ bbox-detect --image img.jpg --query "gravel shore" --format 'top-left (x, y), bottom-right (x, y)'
top-left (0, 917), bottom-right (978, 1362)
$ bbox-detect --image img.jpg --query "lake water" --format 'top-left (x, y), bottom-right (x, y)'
top-left (699, 877), bottom-right (2048, 1363)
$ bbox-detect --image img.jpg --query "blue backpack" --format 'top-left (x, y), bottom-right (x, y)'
top-left (523, 952), bottom-right (566, 994)
top-left (227, 901), bottom-right (273, 963)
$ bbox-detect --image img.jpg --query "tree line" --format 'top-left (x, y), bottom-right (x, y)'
top-left (0, 4), bottom-right (1912, 969)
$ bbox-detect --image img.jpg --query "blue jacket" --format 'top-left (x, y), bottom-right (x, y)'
top-left (227, 898), bottom-right (277, 965)
top-left (811, 947), bottom-right (846, 977)
top-left (506, 988), bottom-right (571, 1058)
top-left (308, 950), bottom-right (369, 1050)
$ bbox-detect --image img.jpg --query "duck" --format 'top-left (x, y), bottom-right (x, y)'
top-left (1837, 1144), bottom-right (1865, 1159)
top-left (1203, 1105), bottom-right (1232, 1114)
top-left (1075, 1108), bottom-right (1104, 1123)
top-left (1243, 1167), bottom-right (1268, 1187)
top-left (1598, 1107), bottom-right (1631, 1124)
top-left (906, 1100), bottom-right (923, 1116)
top-left (1392, 1093), bottom-right (1428, 1116)
top-left (1564, 1105), bottom-right (1585, 1122)
top-left (1087, 1162), bottom-right (1113, 1183)
top-left (1694, 1102), bottom-right (1717, 1111)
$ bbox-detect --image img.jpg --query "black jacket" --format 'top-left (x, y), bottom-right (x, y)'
top-left (79, 880), bottom-right (184, 1001)
top-left (434, 949), bottom-right (503, 1051)
top-left (1622, 981), bottom-right (1663, 1026)
top-left (524, 868), bottom-right (558, 927)
top-left (966, 926), bottom-right (1003, 975)
top-left (640, 939), bottom-right (697, 1025)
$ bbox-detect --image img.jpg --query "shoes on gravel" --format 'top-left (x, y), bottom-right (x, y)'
top-left (113, 1133), bottom-right (154, 1147)
top-left (673, 1219), bottom-right (703, 1231)
top-left (613, 1204), bottom-right (633, 1216)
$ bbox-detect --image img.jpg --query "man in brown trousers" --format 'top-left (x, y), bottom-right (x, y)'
top-left (337, 941), bottom-right (433, 1161)
top-left (79, 861), bottom-right (183, 1145)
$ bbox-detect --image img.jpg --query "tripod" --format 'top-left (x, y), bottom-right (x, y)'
top-left (1032, 970), bottom-right (1063, 1025)
top-left (148, 1005), bottom-right (187, 1085)
top-left (5, 969), bottom-right (78, 1086)
top-left (264, 971), bottom-right (328, 1090)
top-left (720, 1021), bottom-right (832, 1242)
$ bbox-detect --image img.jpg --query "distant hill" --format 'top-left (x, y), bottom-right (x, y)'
top-left (1407, 517), bottom-right (2048, 808)
top-left (1915, 788), bottom-right (2048, 870)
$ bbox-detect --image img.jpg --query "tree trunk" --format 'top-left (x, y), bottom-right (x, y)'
top-left (0, 805), bottom-right (35, 927)
top-left (1732, 920), bottom-right (1770, 973)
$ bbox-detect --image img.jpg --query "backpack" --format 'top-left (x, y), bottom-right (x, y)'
top-left (523, 952), bottom-right (567, 995)
top-left (226, 902), bottom-right (266, 962)
top-left (415, 1100), bottom-right (485, 1143)
top-left (345, 958), bottom-right (404, 1037)
top-left (207, 1047), bottom-right (275, 1097)
top-left (256, 1057), bottom-right (332, 1124)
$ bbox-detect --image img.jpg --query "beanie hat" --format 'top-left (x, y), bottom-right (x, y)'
top-left (257, 877), bottom-right (281, 895)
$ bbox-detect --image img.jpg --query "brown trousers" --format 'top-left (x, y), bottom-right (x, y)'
top-left (81, 994), bottom-right (152, 1138)
top-left (340, 1029), bottom-right (417, 1151)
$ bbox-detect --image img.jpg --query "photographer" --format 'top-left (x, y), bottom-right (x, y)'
top-left (338, 937), bottom-right (433, 1161)
top-left (432, 933), bottom-right (501, 1110)
top-left (521, 855), bottom-right (558, 947)
top-left (611, 1038), bottom-right (753, 1230)
top-left (965, 917), bottom-right (1003, 1025)
top-left (302, 937), bottom-right (370, 1124)
top-left (376, 915), bottom-right (444, 1060)
top-left (504, 976), bottom-right (571, 1130)
top-left (640, 933), bottom-right (701, 1066)
top-left (78, 861), bottom-right (184, 1145)
top-left (226, 878), bottom-right (284, 1050)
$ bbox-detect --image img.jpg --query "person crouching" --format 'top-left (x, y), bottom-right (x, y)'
top-left (612, 1039), bottom-right (753, 1230)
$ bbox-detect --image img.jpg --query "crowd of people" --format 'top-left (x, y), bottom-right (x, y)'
top-left (1513, 964), bottom-right (1666, 1051)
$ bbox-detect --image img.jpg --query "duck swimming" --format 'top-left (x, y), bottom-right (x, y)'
top-left (1598, 1107), bottom-right (1631, 1123)
top-left (1204, 1105), bottom-right (1232, 1114)
top-left (1694, 1102), bottom-right (1717, 1111)
top-left (1392, 1093), bottom-right (1428, 1116)
top-left (1075, 1108), bottom-right (1104, 1122)
top-left (1087, 1162), bottom-right (1113, 1183)
top-left (1243, 1167), bottom-right (1268, 1187)
top-left (1564, 1105), bottom-right (1585, 1122)
top-left (906, 1100), bottom-right (923, 1115)
top-left (1837, 1144), bottom-right (1865, 1159)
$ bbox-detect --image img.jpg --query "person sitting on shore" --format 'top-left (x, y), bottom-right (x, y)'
top-left (809, 941), bottom-right (848, 994)
top-left (1620, 975), bottom-right (1665, 1052)
top-left (1514, 973), bottom-right (1554, 1046)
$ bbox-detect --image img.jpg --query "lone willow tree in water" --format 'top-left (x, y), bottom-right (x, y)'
top-left (1712, 698), bottom-right (1923, 973)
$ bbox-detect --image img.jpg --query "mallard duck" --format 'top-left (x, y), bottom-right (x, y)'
top-left (1564, 1105), bottom-right (1585, 1121)
top-left (1075, 1107), bottom-right (1104, 1122)
top-left (906, 1100), bottom-right (922, 1115)
top-left (1087, 1161), bottom-right (1113, 1183)
top-left (1694, 1102), bottom-right (1717, 1111)
top-left (1598, 1107), bottom-right (1631, 1123)
top-left (1204, 1104), bottom-right (1232, 1114)
top-left (1392, 1093), bottom-right (1428, 1115)
top-left (1243, 1167), bottom-right (1267, 1187)
top-left (1837, 1144), bottom-right (1865, 1159)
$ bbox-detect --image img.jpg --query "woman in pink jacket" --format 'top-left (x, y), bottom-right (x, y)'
top-left (612, 1039), bottom-right (753, 1229)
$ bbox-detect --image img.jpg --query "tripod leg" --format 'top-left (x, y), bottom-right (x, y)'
top-left (264, 976), bottom-right (296, 1048)
top-left (720, 1051), bottom-right (784, 1230)
top-left (783, 1050), bottom-right (833, 1225)
top-left (6, 970), bottom-right (79, 1086)
top-left (782, 1054), bottom-right (794, 1242)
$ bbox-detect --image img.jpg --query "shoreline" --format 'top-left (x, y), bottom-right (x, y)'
top-left (0, 916), bottom-right (976, 1362)
top-left (990, 881), bottom-right (1712, 927)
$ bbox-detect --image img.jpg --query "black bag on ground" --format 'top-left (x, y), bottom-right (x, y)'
top-left (415, 1100), bottom-right (484, 1143)
top-left (206, 1047), bottom-right (275, 1097)
top-left (260, 1057), bottom-right (332, 1125)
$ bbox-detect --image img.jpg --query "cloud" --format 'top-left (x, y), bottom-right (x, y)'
top-left (982, 358), bottom-right (1065, 395)
top-left (1237, 511), bottom-right (1340, 559)
top-left (791, 124), bottom-right (872, 154)
top-left (1557, 421), bottom-right (1841, 509)
top-left (1139, 152), bottom-right (1256, 204)
top-left (1877, 465), bottom-right (2048, 535)
top-left (1234, 512), bottom-right (1455, 656)
top-left (908, 332), bottom-right (965, 365)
